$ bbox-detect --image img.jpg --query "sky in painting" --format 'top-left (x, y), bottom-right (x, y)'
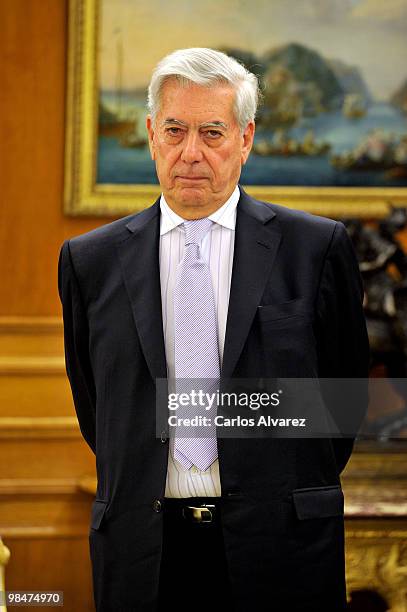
top-left (99, 0), bottom-right (407, 100)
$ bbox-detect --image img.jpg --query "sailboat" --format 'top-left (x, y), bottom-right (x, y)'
top-left (342, 94), bottom-right (367, 119)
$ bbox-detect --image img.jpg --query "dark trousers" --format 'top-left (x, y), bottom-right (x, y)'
top-left (157, 497), bottom-right (235, 612)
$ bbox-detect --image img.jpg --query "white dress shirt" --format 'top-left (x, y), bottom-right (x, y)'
top-left (159, 185), bottom-right (239, 498)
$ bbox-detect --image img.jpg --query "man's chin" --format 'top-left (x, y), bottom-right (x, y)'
top-left (176, 186), bottom-right (209, 207)
top-left (163, 185), bottom-right (225, 217)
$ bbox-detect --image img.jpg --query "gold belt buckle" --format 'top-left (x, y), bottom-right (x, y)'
top-left (183, 504), bottom-right (215, 523)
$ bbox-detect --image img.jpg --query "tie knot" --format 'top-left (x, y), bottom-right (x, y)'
top-left (183, 218), bottom-right (213, 246)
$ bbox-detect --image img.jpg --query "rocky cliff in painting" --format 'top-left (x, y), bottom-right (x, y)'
top-left (221, 43), bottom-right (371, 129)
top-left (328, 58), bottom-right (372, 105)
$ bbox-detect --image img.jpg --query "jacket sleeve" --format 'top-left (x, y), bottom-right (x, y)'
top-left (315, 221), bottom-right (370, 474)
top-left (58, 240), bottom-right (96, 454)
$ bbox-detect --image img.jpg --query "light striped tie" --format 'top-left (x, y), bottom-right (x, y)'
top-left (173, 218), bottom-right (220, 471)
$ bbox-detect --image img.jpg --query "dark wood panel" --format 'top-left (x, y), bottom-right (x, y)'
top-left (0, 437), bottom-right (94, 480)
top-left (0, 0), bottom-right (113, 317)
top-left (0, 480), bottom-right (95, 609)
top-left (5, 535), bottom-right (94, 611)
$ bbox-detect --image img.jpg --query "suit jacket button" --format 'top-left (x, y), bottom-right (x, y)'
top-left (153, 500), bottom-right (162, 513)
top-left (160, 431), bottom-right (168, 443)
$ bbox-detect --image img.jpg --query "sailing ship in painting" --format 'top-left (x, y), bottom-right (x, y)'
top-left (97, 41), bottom-right (407, 187)
top-left (342, 94), bottom-right (367, 119)
top-left (99, 33), bottom-right (147, 150)
top-left (332, 131), bottom-right (407, 177)
top-left (253, 129), bottom-right (331, 157)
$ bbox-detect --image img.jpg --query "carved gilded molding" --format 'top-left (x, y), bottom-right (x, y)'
top-left (0, 537), bottom-right (10, 612)
top-left (345, 534), bottom-right (407, 611)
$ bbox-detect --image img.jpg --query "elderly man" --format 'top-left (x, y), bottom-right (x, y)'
top-left (58, 48), bottom-right (369, 611)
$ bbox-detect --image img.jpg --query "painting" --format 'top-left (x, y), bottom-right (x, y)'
top-left (65, 0), bottom-right (407, 216)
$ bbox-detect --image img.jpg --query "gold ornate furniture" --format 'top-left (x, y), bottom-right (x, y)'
top-left (343, 442), bottom-right (407, 611)
top-left (0, 536), bottom-right (10, 612)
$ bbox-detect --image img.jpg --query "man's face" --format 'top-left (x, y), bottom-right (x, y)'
top-left (146, 78), bottom-right (255, 218)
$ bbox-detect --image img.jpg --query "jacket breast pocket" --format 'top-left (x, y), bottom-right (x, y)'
top-left (257, 298), bottom-right (314, 329)
top-left (292, 485), bottom-right (344, 520)
top-left (90, 499), bottom-right (109, 530)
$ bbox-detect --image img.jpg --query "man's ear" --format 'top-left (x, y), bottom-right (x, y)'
top-left (241, 121), bottom-right (255, 165)
top-left (146, 115), bottom-right (155, 161)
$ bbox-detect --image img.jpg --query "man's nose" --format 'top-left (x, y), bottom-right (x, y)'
top-left (180, 132), bottom-right (203, 164)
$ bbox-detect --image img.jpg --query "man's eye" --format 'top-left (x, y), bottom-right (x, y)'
top-left (205, 130), bottom-right (222, 138)
top-left (165, 127), bottom-right (182, 136)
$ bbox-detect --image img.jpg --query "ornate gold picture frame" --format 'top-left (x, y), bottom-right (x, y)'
top-left (64, 0), bottom-right (407, 217)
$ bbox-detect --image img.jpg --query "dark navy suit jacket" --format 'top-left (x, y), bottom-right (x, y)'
top-left (58, 187), bottom-right (369, 611)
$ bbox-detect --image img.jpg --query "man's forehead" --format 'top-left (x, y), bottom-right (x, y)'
top-left (157, 81), bottom-right (237, 125)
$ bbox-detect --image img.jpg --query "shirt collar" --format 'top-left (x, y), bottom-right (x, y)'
top-left (159, 185), bottom-right (240, 236)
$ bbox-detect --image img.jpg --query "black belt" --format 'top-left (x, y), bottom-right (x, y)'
top-left (163, 497), bottom-right (222, 524)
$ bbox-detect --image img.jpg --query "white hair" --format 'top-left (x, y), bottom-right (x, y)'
top-left (147, 47), bottom-right (260, 132)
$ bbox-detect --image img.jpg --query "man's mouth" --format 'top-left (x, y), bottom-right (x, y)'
top-left (176, 176), bottom-right (207, 181)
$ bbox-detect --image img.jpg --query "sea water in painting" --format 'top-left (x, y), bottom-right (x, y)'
top-left (97, 0), bottom-right (407, 187)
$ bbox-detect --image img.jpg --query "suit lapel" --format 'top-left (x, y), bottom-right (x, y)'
top-left (115, 190), bottom-right (282, 383)
top-left (221, 189), bottom-right (282, 379)
top-left (116, 200), bottom-right (167, 383)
